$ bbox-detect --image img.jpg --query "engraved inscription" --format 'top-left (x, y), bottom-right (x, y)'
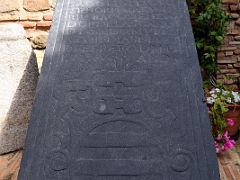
top-left (18, 0), bottom-right (219, 179)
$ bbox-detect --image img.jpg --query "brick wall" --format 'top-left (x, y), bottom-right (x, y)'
top-left (218, 0), bottom-right (240, 89)
top-left (0, 0), bottom-right (55, 49)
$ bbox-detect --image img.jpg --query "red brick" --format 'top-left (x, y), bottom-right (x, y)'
top-left (235, 18), bottom-right (240, 26)
top-left (234, 49), bottom-right (240, 54)
top-left (23, 0), bottom-right (50, 12)
top-left (233, 63), bottom-right (240, 67)
top-left (19, 15), bottom-right (28, 21)
top-left (0, 0), bottom-right (20, 13)
top-left (226, 51), bottom-right (234, 56)
top-left (218, 52), bottom-right (225, 58)
top-left (230, 4), bottom-right (239, 11)
top-left (36, 21), bottom-right (52, 27)
top-left (218, 160), bottom-right (227, 180)
top-left (43, 14), bottom-right (53, 21)
top-left (229, 41), bottom-right (240, 45)
top-left (27, 14), bottom-right (43, 21)
top-left (229, 163), bottom-right (240, 179)
top-left (222, 0), bottom-right (239, 4)
top-left (219, 46), bottom-right (237, 51)
top-left (220, 69), bottom-right (230, 73)
top-left (19, 21), bottom-right (36, 28)
top-left (218, 154), bottom-right (227, 165)
top-left (234, 36), bottom-right (240, 41)
top-left (227, 29), bottom-right (239, 35)
top-left (230, 13), bottom-right (239, 19)
top-left (25, 29), bottom-right (35, 38)
top-left (218, 58), bottom-right (237, 64)
top-left (0, 15), bottom-right (19, 22)
top-left (223, 166), bottom-right (234, 180)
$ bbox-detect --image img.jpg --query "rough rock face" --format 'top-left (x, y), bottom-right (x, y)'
top-left (31, 31), bottom-right (49, 49)
top-left (0, 0), bottom-right (20, 13)
top-left (0, 24), bottom-right (39, 154)
top-left (23, 0), bottom-right (50, 12)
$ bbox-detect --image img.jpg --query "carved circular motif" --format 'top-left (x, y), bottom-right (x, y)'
top-left (48, 151), bottom-right (68, 171)
top-left (171, 150), bottom-right (192, 172)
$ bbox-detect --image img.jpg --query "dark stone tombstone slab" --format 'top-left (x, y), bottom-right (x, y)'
top-left (19, 0), bottom-right (219, 179)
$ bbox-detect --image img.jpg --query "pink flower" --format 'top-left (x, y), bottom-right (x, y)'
top-left (227, 118), bottom-right (235, 126)
top-left (224, 131), bottom-right (230, 141)
top-left (224, 140), bottom-right (236, 150)
top-left (214, 141), bottom-right (220, 153)
top-left (214, 131), bottom-right (236, 153)
top-left (216, 134), bottom-right (222, 140)
top-left (216, 147), bottom-right (220, 153)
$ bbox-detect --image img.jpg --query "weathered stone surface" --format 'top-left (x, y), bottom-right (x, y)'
top-left (23, 0), bottom-right (50, 12)
top-left (19, 1), bottom-right (219, 179)
top-left (31, 31), bottom-right (48, 49)
top-left (0, 0), bottom-right (20, 13)
top-left (234, 49), bottom-right (240, 54)
top-left (0, 24), bottom-right (39, 154)
top-left (218, 58), bottom-right (237, 64)
top-left (50, 0), bottom-right (57, 8)
top-left (36, 21), bottom-right (52, 27)
top-left (229, 41), bottom-right (240, 45)
top-left (222, 0), bottom-right (239, 4)
top-left (0, 14), bottom-right (19, 22)
top-left (234, 36), bottom-right (240, 41)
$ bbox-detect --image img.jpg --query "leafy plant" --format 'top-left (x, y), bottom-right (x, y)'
top-left (206, 87), bottom-right (239, 153)
top-left (188, 0), bottom-right (235, 154)
top-left (188, 0), bottom-right (229, 81)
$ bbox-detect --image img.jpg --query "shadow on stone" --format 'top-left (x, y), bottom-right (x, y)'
top-left (0, 24), bottom-right (39, 154)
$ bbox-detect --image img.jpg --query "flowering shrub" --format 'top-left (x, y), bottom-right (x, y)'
top-left (207, 88), bottom-right (240, 105)
top-left (206, 88), bottom-right (240, 153)
top-left (214, 122), bottom-right (236, 153)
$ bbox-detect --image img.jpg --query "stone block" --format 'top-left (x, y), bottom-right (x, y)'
top-left (0, 0), bottom-right (20, 13)
top-left (50, 0), bottom-right (57, 8)
top-left (23, 0), bottom-right (50, 12)
top-left (230, 13), bottom-right (239, 19)
top-left (219, 46), bottom-right (237, 51)
top-left (31, 31), bottom-right (49, 49)
top-left (222, 0), bottom-right (239, 4)
top-left (19, 21), bottom-right (36, 28)
top-left (27, 14), bottom-right (43, 21)
top-left (0, 24), bottom-right (39, 154)
top-left (36, 21), bottom-right (52, 27)
top-left (43, 13), bottom-right (53, 21)
top-left (234, 49), bottom-right (240, 54)
top-left (227, 29), bottom-right (239, 35)
top-left (230, 4), bottom-right (239, 11)
top-left (234, 36), bottom-right (240, 41)
top-left (229, 41), bottom-right (240, 45)
top-left (235, 18), bottom-right (240, 26)
top-left (218, 58), bottom-right (237, 64)
top-left (226, 51), bottom-right (234, 56)
top-left (0, 15), bottom-right (19, 22)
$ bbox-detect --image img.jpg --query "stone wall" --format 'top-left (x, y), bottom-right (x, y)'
top-left (0, 0), bottom-right (55, 47)
top-left (0, 24), bottom-right (39, 154)
top-left (218, 0), bottom-right (240, 89)
top-left (0, 0), bottom-right (55, 68)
